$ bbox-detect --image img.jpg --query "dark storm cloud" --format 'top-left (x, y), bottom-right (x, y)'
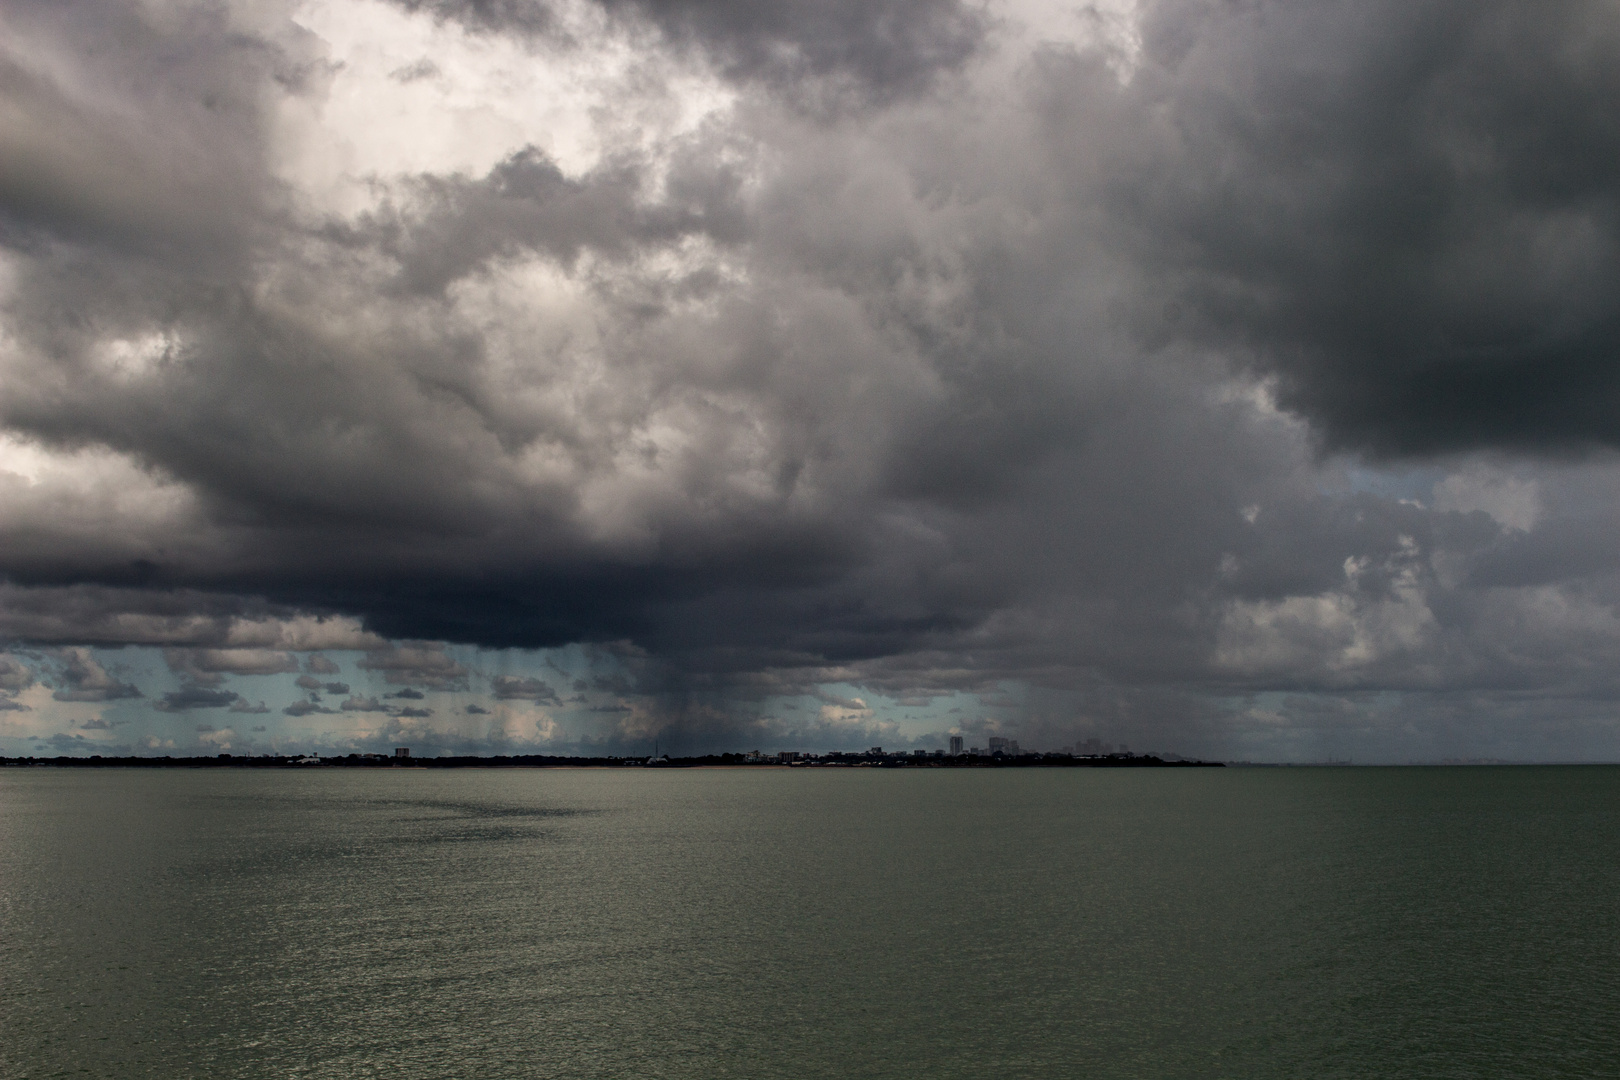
top-left (0, 588), bottom-right (387, 662)
top-left (389, 0), bottom-right (556, 37)
top-left (0, 587), bottom-right (274, 646)
top-left (155, 686), bottom-right (244, 711)
top-left (1104, 0), bottom-right (1620, 455)
top-left (0, 0), bottom-right (947, 662)
top-left (490, 674), bottom-right (560, 702)
top-left (0, 0), bottom-right (318, 268)
top-left (358, 646), bottom-right (469, 689)
top-left (390, 0), bottom-right (986, 101)
top-left (0, 654), bottom-right (34, 692)
top-left (597, 0), bottom-right (987, 101)
top-left (292, 676), bottom-right (350, 694)
top-left (361, 144), bottom-right (748, 296)
top-left (165, 648), bottom-right (299, 685)
top-left (46, 649), bottom-right (142, 702)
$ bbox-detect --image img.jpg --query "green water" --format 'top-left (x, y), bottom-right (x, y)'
top-left (1, 767), bottom-right (1616, 1078)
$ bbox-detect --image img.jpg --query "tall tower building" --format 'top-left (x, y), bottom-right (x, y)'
top-left (949, 735), bottom-right (964, 755)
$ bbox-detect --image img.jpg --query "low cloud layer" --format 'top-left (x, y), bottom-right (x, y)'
top-left (2, 0), bottom-right (1620, 760)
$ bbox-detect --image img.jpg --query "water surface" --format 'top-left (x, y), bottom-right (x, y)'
top-left (2, 766), bottom-right (1616, 1077)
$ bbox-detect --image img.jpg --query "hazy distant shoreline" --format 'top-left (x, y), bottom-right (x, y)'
top-left (2, 753), bottom-right (1223, 769)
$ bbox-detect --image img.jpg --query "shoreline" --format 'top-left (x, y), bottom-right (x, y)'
top-left (1, 753), bottom-right (1224, 769)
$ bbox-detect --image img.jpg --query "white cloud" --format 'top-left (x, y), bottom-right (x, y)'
top-left (280, 0), bottom-right (735, 215)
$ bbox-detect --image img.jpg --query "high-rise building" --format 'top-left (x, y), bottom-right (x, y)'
top-left (988, 736), bottom-right (1010, 754)
top-left (949, 735), bottom-right (964, 755)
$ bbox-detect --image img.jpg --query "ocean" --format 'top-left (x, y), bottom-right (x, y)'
top-left (2, 766), bottom-right (1616, 1078)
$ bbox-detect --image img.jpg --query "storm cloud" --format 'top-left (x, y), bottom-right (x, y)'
top-left (1108, 0), bottom-right (1620, 455)
top-left (2, 0), bottom-right (1620, 760)
top-left (46, 649), bottom-right (142, 703)
top-left (392, 0), bottom-right (987, 102)
top-left (155, 686), bottom-right (245, 712)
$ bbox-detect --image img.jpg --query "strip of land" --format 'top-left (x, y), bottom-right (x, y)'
top-left (2, 751), bottom-right (1222, 768)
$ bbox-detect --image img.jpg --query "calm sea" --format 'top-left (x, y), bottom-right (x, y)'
top-left (2, 766), bottom-right (1617, 1078)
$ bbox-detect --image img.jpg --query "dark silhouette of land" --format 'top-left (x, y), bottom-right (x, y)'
top-left (1, 750), bottom-right (1221, 768)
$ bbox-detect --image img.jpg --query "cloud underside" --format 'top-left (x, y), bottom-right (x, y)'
top-left (1, 0), bottom-right (1619, 744)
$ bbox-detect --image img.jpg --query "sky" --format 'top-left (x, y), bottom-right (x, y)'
top-left (2, 0), bottom-right (1619, 762)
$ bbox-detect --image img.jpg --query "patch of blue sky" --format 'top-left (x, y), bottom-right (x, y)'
top-left (1322, 458), bottom-right (1449, 505)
